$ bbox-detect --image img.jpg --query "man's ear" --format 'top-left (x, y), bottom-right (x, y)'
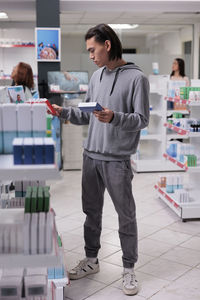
top-left (105, 40), bottom-right (111, 52)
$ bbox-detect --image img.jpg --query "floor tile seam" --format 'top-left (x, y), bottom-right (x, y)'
top-left (135, 266), bottom-right (188, 283)
top-left (139, 237), bottom-right (177, 249)
top-left (145, 234), bottom-right (195, 248)
top-left (98, 249), bottom-right (122, 261)
top-left (135, 270), bottom-right (172, 286)
top-left (64, 243), bottom-right (84, 252)
top-left (134, 256), bottom-right (158, 271)
top-left (85, 273), bottom-right (122, 286)
top-left (136, 207), bottom-right (170, 220)
top-left (163, 227), bottom-right (200, 237)
top-left (145, 279), bottom-right (172, 300)
top-left (138, 242), bottom-right (182, 264)
top-left (78, 278), bottom-right (107, 300)
top-left (140, 253), bottom-right (195, 269)
top-left (177, 239), bottom-right (200, 251)
top-left (169, 243), bottom-right (200, 255)
top-left (138, 220), bottom-right (178, 230)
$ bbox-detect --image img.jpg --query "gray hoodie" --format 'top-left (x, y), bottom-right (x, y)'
top-left (61, 63), bottom-right (149, 161)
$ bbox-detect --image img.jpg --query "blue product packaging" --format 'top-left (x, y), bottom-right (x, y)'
top-left (3, 131), bottom-right (17, 154)
top-left (54, 266), bottom-right (64, 279)
top-left (18, 131), bottom-right (32, 138)
top-left (0, 132), bottom-right (3, 153)
top-left (23, 138), bottom-right (33, 164)
top-left (34, 138), bottom-right (44, 164)
top-left (13, 137), bottom-right (23, 165)
top-left (32, 131), bottom-right (46, 138)
top-left (44, 138), bottom-right (54, 164)
top-left (52, 116), bottom-right (61, 169)
top-left (48, 268), bottom-right (55, 279)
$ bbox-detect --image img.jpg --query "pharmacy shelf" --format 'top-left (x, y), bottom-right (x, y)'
top-left (167, 133), bottom-right (189, 140)
top-left (150, 110), bottom-right (162, 116)
top-left (155, 184), bottom-right (181, 216)
top-left (0, 44), bottom-right (34, 48)
top-left (0, 155), bottom-right (61, 180)
top-left (163, 153), bottom-right (200, 173)
top-left (48, 277), bottom-right (69, 300)
top-left (165, 96), bottom-right (200, 106)
top-left (163, 153), bottom-right (188, 170)
top-left (164, 122), bottom-right (200, 137)
top-left (131, 158), bottom-right (182, 172)
top-left (155, 184), bottom-right (200, 220)
top-left (164, 122), bottom-right (188, 135)
top-left (0, 218), bottom-right (62, 269)
top-left (164, 96), bottom-right (188, 104)
top-left (140, 134), bottom-right (162, 141)
top-left (167, 109), bottom-right (190, 116)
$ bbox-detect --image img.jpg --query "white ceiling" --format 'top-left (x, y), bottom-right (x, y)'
top-left (0, 0), bottom-right (200, 35)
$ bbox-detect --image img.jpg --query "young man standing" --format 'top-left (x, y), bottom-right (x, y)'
top-left (53, 24), bottom-right (149, 296)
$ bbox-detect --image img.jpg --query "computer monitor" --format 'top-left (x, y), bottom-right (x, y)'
top-left (47, 71), bottom-right (89, 94)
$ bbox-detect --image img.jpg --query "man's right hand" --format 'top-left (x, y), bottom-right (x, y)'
top-left (52, 104), bottom-right (63, 117)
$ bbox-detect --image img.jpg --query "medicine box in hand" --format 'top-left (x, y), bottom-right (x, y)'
top-left (78, 102), bottom-right (103, 112)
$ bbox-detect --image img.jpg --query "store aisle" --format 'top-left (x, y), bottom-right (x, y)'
top-left (50, 171), bottom-right (200, 300)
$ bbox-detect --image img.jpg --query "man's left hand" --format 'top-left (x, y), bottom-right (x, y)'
top-left (93, 107), bottom-right (114, 123)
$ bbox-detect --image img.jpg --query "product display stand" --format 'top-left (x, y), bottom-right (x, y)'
top-left (131, 75), bottom-right (181, 172)
top-left (155, 97), bottom-right (200, 221)
top-left (0, 155), bottom-right (68, 299)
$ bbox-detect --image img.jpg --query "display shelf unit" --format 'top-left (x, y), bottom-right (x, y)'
top-left (140, 134), bottom-right (162, 141)
top-left (164, 122), bottom-right (200, 137)
top-left (0, 155), bottom-right (61, 181)
top-left (0, 217), bottom-right (61, 269)
top-left (131, 158), bottom-right (181, 172)
top-left (156, 96), bottom-right (200, 220)
top-left (164, 96), bottom-right (189, 104)
top-left (131, 75), bottom-right (182, 172)
top-left (167, 109), bottom-right (190, 116)
top-left (163, 153), bottom-right (188, 170)
top-left (155, 185), bottom-right (200, 220)
top-left (0, 154), bottom-right (67, 299)
top-left (48, 277), bottom-right (69, 300)
top-left (165, 96), bottom-right (200, 106)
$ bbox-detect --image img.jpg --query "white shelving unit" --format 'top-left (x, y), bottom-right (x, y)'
top-left (156, 98), bottom-right (200, 221)
top-left (0, 154), bottom-right (68, 299)
top-left (131, 75), bottom-right (181, 172)
top-left (0, 155), bottom-right (61, 180)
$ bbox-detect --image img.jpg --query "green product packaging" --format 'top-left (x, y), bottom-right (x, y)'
top-left (47, 115), bottom-right (52, 130)
top-left (31, 190), bottom-right (37, 213)
top-left (25, 187), bottom-right (32, 213)
top-left (37, 188), bottom-right (44, 212)
top-left (57, 235), bottom-right (62, 247)
top-left (44, 187), bottom-right (50, 212)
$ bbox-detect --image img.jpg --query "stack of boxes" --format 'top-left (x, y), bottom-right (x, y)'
top-left (0, 103), bottom-right (46, 154)
top-left (13, 137), bottom-right (55, 165)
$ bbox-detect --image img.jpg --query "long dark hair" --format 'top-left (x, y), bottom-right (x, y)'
top-left (170, 58), bottom-right (186, 78)
top-left (85, 23), bottom-right (122, 61)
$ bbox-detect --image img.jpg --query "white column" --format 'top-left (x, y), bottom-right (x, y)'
top-left (192, 23), bottom-right (200, 79)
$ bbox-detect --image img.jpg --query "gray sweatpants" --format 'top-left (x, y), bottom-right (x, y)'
top-left (82, 154), bottom-right (138, 268)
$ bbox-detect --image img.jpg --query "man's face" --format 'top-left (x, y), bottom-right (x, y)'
top-left (86, 37), bottom-right (110, 68)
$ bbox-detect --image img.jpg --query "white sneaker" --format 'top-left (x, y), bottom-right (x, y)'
top-left (69, 258), bottom-right (100, 280)
top-left (122, 270), bottom-right (138, 295)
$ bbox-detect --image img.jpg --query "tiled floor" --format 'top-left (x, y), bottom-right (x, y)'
top-left (49, 170), bottom-right (200, 300)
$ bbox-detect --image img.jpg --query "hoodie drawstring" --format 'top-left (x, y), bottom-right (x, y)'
top-left (99, 63), bottom-right (137, 96)
top-left (110, 68), bottom-right (121, 96)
